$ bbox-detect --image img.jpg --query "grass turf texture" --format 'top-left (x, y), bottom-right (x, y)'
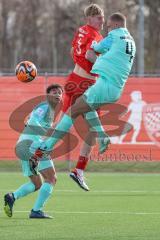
top-left (0, 172), bottom-right (160, 240)
top-left (1, 160), bottom-right (160, 173)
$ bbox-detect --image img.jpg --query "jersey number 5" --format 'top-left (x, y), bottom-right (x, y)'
top-left (76, 33), bottom-right (84, 55)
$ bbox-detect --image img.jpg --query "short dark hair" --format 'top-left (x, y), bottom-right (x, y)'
top-left (46, 84), bottom-right (63, 94)
top-left (109, 12), bottom-right (126, 25)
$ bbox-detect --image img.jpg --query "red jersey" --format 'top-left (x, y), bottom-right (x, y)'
top-left (72, 25), bottom-right (103, 74)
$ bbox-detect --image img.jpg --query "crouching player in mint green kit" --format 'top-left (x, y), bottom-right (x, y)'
top-left (4, 84), bottom-right (63, 219)
top-left (31, 13), bottom-right (136, 164)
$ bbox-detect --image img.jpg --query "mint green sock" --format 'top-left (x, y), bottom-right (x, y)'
top-left (13, 182), bottom-right (35, 200)
top-left (33, 182), bottom-right (53, 211)
top-left (85, 111), bottom-right (107, 138)
top-left (42, 114), bottom-right (74, 150)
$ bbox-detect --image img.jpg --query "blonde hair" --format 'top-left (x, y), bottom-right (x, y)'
top-left (84, 3), bottom-right (104, 17)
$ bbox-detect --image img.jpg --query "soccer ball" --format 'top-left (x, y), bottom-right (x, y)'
top-left (15, 61), bottom-right (37, 83)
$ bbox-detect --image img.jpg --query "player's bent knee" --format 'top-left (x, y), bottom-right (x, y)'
top-left (50, 175), bottom-right (57, 185)
top-left (40, 168), bottom-right (57, 185)
top-left (52, 175), bottom-right (57, 185)
top-left (30, 175), bottom-right (42, 190)
top-left (45, 175), bottom-right (57, 185)
top-left (34, 182), bottom-right (42, 191)
top-left (69, 97), bottom-right (90, 119)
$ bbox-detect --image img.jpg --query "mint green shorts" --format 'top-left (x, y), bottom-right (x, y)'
top-left (16, 138), bottom-right (54, 177)
top-left (83, 76), bottom-right (122, 109)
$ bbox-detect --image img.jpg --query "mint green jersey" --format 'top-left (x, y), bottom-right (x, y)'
top-left (91, 28), bottom-right (136, 89)
top-left (16, 101), bottom-right (55, 176)
top-left (18, 101), bottom-right (54, 142)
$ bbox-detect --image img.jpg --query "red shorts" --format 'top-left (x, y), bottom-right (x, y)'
top-left (62, 72), bottom-right (96, 112)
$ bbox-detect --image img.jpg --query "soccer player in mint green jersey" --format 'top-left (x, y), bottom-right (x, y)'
top-left (4, 84), bottom-right (63, 219)
top-left (31, 13), bottom-right (136, 173)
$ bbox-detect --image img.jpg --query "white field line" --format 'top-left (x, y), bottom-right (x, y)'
top-left (56, 190), bottom-right (160, 194)
top-left (0, 189), bottom-right (160, 194)
top-left (3, 210), bottom-right (160, 215)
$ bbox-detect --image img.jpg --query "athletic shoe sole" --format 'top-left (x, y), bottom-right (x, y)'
top-left (4, 194), bottom-right (14, 217)
top-left (69, 173), bottom-right (89, 191)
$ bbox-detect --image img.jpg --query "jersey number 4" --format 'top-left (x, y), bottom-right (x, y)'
top-left (126, 41), bottom-right (134, 62)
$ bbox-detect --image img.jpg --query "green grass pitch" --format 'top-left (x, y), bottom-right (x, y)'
top-left (1, 172), bottom-right (160, 240)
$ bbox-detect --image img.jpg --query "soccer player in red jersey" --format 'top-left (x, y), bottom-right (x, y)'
top-left (62, 4), bottom-right (104, 191)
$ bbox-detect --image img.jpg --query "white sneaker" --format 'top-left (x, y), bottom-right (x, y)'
top-left (69, 169), bottom-right (90, 191)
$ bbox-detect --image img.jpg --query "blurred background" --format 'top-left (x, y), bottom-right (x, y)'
top-left (0, 0), bottom-right (160, 166)
top-left (1, 2), bottom-right (160, 238)
top-left (0, 0), bottom-right (159, 75)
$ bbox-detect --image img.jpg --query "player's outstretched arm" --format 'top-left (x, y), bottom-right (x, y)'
top-left (91, 34), bottom-right (113, 53)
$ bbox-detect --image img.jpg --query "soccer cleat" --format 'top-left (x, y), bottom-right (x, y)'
top-left (98, 136), bottom-right (111, 154)
top-left (29, 209), bottom-right (53, 219)
top-left (69, 169), bottom-right (90, 191)
top-left (4, 193), bottom-right (15, 217)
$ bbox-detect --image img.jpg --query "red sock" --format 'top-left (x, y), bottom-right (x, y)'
top-left (76, 156), bottom-right (89, 170)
